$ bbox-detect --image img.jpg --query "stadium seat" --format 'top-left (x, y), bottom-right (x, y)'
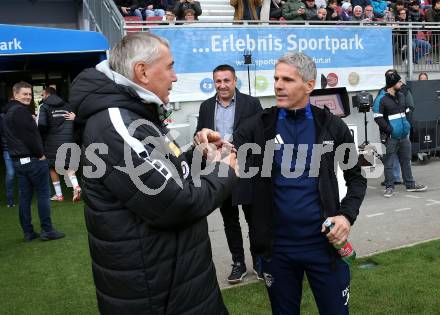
top-left (146, 16), bottom-right (163, 26)
top-left (124, 16), bottom-right (143, 33)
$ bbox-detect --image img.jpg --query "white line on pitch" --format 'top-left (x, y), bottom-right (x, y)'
top-left (394, 208), bottom-right (411, 212)
top-left (404, 195), bottom-right (422, 199)
top-left (367, 185), bottom-right (377, 190)
top-left (366, 213), bottom-right (385, 218)
top-left (425, 199), bottom-right (440, 206)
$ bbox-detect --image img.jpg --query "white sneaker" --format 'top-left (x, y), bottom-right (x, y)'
top-left (50, 195), bottom-right (64, 202)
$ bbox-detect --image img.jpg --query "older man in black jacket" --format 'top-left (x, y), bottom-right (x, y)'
top-left (196, 64), bottom-right (262, 284)
top-left (70, 32), bottom-right (237, 315)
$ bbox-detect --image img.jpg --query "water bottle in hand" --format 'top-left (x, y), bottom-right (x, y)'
top-left (324, 218), bottom-right (357, 266)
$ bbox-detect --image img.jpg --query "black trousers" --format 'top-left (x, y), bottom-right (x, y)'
top-left (219, 195), bottom-right (255, 266)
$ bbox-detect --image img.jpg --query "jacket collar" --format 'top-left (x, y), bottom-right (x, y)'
top-left (260, 104), bottom-right (332, 143)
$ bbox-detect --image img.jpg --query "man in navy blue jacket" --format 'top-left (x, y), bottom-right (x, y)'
top-left (195, 52), bottom-right (367, 315)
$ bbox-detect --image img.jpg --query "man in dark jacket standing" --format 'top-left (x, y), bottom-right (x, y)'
top-left (374, 70), bottom-right (427, 198)
top-left (3, 81), bottom-right (65, 242)
top-left (37, 87), bottom-right (82, 202)
top-left (196, 64), bottom-right (262, 284)
top-left (69, 32), bottom-right (237, 315)
top-left (196, 52), bottom-right (367, 315)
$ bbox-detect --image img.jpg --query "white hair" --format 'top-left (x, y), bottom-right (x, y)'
top-left (109, 32), bottom-right (169, 80)
top-left (277, 52), bottom-right (317, 82)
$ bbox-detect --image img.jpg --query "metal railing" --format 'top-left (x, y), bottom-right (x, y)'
top-left (82, 0), bottom-right (125, 48)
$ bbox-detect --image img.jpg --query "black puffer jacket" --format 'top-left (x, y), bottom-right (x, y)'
top-left (69, 61), bottom-right (234, 315)
top-left (37, 94), bottom-right (74, 161)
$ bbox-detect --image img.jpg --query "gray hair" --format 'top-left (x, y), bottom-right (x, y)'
top-left (277, 52), bottom-right (317, 82)
top-left (109, 32), bottom-right (169, 80)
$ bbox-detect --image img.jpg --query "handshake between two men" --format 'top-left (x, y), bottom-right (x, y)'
top-left (193, 128), bottom-right (239, 176)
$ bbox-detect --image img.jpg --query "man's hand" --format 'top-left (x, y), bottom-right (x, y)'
top-left (194, 128), bottom-right (236, 154)
top-left (64, 112), bottom-right (76, 121)
top-left (321, 215), bottom-right (351, 246)
top-left (218, 149), bottom-right (239, 176)
top-left (121, 6), bottom-right (129, 15)
top-left (194, 128), bottom-right (220, 146)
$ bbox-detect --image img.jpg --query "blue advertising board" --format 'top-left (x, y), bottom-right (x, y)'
top-left (152, 26), bottom-right (393, 101)
top-left (0, 24), bottom-right (109, 55)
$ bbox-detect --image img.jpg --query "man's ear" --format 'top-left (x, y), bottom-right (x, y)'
top-left (133, 61), bottom-right (149, 86)
top-left (305, 79), bottom-right (316, 95)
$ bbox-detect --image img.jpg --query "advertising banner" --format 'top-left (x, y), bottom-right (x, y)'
top-left (0, 24), bottom-right (109, 55)
top-left (152, 26), bottom-right (393, 102)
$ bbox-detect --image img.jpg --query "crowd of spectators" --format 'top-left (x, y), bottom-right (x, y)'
top-left (114, 0), bottom-right (440, 23)
top-left (114, 0), bottom-right (203, 22)
top-left (233, 0), bottom-right (440, 23)
top-left (276, 0), bottom-right (440, 22)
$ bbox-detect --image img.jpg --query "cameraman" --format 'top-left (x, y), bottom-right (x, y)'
top-left (174, 0), bottom-right (202, 20)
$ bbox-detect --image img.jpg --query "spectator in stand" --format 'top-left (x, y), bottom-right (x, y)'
top-left (315, 0), bottom-right (327, 8)
top-left (418, 72), bottom-right (429, 80)
top-left (183, 8), bottom-right (196, 21)
top-left (413, 35), bottom-right (431, 64)
top-left (283, 0), bottom-right (307, 20)
top-left (407, 0), bottom-right (424, 21)
top-left (371, 0), bottom-right (388, 18)
top-left (426, 0), bottom-right (440, 21)
top-left (396, 8), bottom-right (408, 21)
top-left (37, 87), bottom-right (82, 203)
top-left (304, 0), bottom-right (319, 20)
top-left (352, 5), bottom-right (364, 19)
top-left (326, 0), bottom-right (341, 20)
top-left (340, 2), bottom-right (353, 19)
top-left (316, 6), bottom-right (328, 20)
top-left (115, 0), bottom-right (143, 20)
top-left (425, 0), bottom-right (440, 57)
top-left (352, 0), bottom-right (371, 8)
top-left (3, 82), bottom-right (65, 242)
top-left (231, 0), bottom-right (262, 21)
top-left (164, 8), bottom-right (176, 22)
top-left (0, 102), bottom-right (16, 208)
top-left (363, 4), bottom-right (375, 20)
top-left (174, 0), bottom-right (202, 20)
top-left (270, 0), bottom-right (285, 19)
top-left (141, 0), bottom-right (166, 19)
top-left (390, 0), bottom-right (405, 20)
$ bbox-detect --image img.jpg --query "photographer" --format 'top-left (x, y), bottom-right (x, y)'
top-left (174, 0), bottom-right (202, 20)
